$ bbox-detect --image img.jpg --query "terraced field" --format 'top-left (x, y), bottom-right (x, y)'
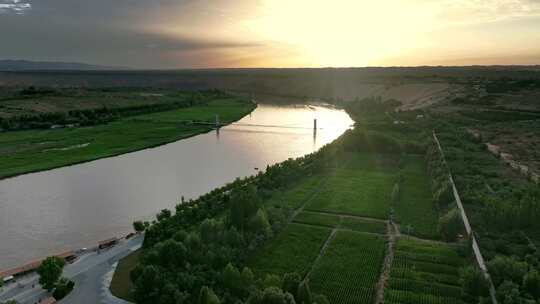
top-left (394, 156), bottom-right (440, 239)
top-left (385, 238), bottom-right (467, 304)
top-left (309, 231), bottom-right (387, 304)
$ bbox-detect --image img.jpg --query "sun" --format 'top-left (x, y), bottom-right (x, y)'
top-left (243, 0), bottom-right (434, 67)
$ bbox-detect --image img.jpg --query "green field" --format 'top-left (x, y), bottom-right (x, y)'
top-left (304, 154), bottom-right (395, 219)
top-left (386, 238), bottom-right (467, 304)
top-left (340, 217), bottom-right (387, 234)
top-left (264, 174), bottom-right (325, 210)
top-left (248, 223), bottom-right (331, 277)
top-left (394, 156), bottom-right (440, 239)
top-left (309, 231), bottom-right (386, 304)
top-left (0, 98), bottom-right (254, 179)
top-left (292, 211), bottom-right (341, 228)
top-left (292, 211), bottom-right (387, 234)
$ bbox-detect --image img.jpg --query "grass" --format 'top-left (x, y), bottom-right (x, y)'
top-left (309, 231), bottom-right (386, 304)
top-left (394, 156), bottom-right (440, 239)
top-left (248, 223), bottom-right (331, 277)
top-left (305, 154), bottom-right (395, 219)
top-left (386, 237), bottom-right (467, 304)
top-left (110, 249), bottom-right (141, 301)
top-left (0, 98), bottom-right (254, 179)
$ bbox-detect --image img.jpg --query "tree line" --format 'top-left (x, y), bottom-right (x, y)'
top-left (129, 137), bottom-right (343, 304)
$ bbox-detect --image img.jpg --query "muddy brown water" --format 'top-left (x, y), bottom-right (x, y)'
top-left (0, 104), bottom-right (353, 269)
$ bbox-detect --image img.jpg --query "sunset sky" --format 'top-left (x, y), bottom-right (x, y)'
top-left (1, 0), bottom-right (540, 68)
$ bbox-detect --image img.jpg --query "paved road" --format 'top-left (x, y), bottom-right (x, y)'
top-left (0, 234), bottom-right (142, 304)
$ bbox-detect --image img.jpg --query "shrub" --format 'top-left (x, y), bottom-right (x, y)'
top-left (52, 278), bottom-right (75, 300)
top-left (438, 208), bottom-right (463, 241)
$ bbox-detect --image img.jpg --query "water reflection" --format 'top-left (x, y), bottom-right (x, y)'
top-left (0, 104), bottom-right (353, 269)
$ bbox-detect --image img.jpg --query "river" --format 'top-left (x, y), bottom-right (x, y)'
top-left (0, 103), bottom-right (353, 269)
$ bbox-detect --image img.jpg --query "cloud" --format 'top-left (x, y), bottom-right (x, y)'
top-left (0, 0), bottom-right (31, 14)
top-left (435, 0), bottom-right (540, 26)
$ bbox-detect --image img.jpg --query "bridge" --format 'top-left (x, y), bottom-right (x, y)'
top-left (181, 115), bottom-right (320, 131)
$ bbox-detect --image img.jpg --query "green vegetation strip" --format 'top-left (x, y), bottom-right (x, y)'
top-left (248, 223), bottom-right (331, 277)
top-left (394, 155), bottom-right (440, 239)
top-left (110, 249), bottom-right (141, 301)
top-left (340, 217), bottom-right (387, 234)
top-left (0, 98), bottom-right (254, 179)
top-left (292, 211), bottom-right (341, 228)
top-left (309, 231), bottom-right (386, 304)
top-left (292, 211), bottom-right (387, 234)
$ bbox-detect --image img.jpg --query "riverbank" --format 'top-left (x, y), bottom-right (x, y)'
top-left (0, 233), bottom-right (143, 304)
top-left (0, 98), bottom-right (255, 180)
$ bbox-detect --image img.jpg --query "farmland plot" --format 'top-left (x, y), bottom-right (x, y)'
top-left (293, 211), bottom-right (387, 234)
top-left (264, 174), bottom-right (325, 210)
top-left (304, 155), bottom-right (395, 219)
top-left (309, 231), bottom-right (386, 304)
top-left (293, 211), bottom-right (341, 228)
top-left (394, 156), bottom-right (440, 239)
top-left (386, 238), bottom-right (467, 304)
top-left (248, 223), bottom-right (331, 277)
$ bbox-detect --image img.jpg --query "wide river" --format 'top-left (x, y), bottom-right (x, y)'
top-left (0, 103), bottom-right (353, 269)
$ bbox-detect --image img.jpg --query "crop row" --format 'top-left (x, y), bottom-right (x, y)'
top-left (385, 237), bottom-right (466, 303)
top-left (304, 154), bottom-right (395, 219)
top-left (385, 289), bottom-right (466, 304)
top-left (393, 156), bottom-right (440, 239)
top-left (310, 231), bottom-right (386, 304)
top-left (264, 174), bottom-right (325, 210)
top-left (248, 223), bottom-right (331, 277)
top-left (393, 250), bottom-right (464, 266)
top-left (292, 211), bottom-right (387, 234)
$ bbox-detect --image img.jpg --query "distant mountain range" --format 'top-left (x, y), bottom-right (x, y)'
top-left (0, 60), bottom-right (126, 71)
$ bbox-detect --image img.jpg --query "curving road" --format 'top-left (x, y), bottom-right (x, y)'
top-left (0, 234), bottom-right (142, 304)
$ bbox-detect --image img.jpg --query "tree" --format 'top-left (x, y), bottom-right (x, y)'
top-left (157, 239), bottom-right (187, 268)
top-left (156, 209), bottom-right (172, 222)
top-left (133, 221), bottom-right (145, 232)
top-left (503, 287), bottom-right (522, 304)
top-left (199, 286), bottom-right (220, 304)
top-left (496, 281), bottom-right (520, 302)
top-left (438, 208), bottom-right (463, 241)
top-left (248, 209), bottom-right (272, 237)
top-left (52, 278), bottom-right (75, 300)
top-left (263, 274), bottom-right (282, 289)
top-left (222, 263), bottom-right (243, 297)
top-left (247, 287), bottom-right (296, 304)
top-left (488, 256), bottom-right (528, 286)
top-left (282, 273), bottom-right (301, 299)
top-left (312, 295), bottom-right (329, 304)
top-left (37, 256), bottom-right (66, 291)
top-left (230, 186), bottom-right (261, 232)
top-left (523, 269), bottom-right (540, 299)
top-left (296, 280), bottom-right (312, 304)
top-left (459, 266), bottom-right (488, 298)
